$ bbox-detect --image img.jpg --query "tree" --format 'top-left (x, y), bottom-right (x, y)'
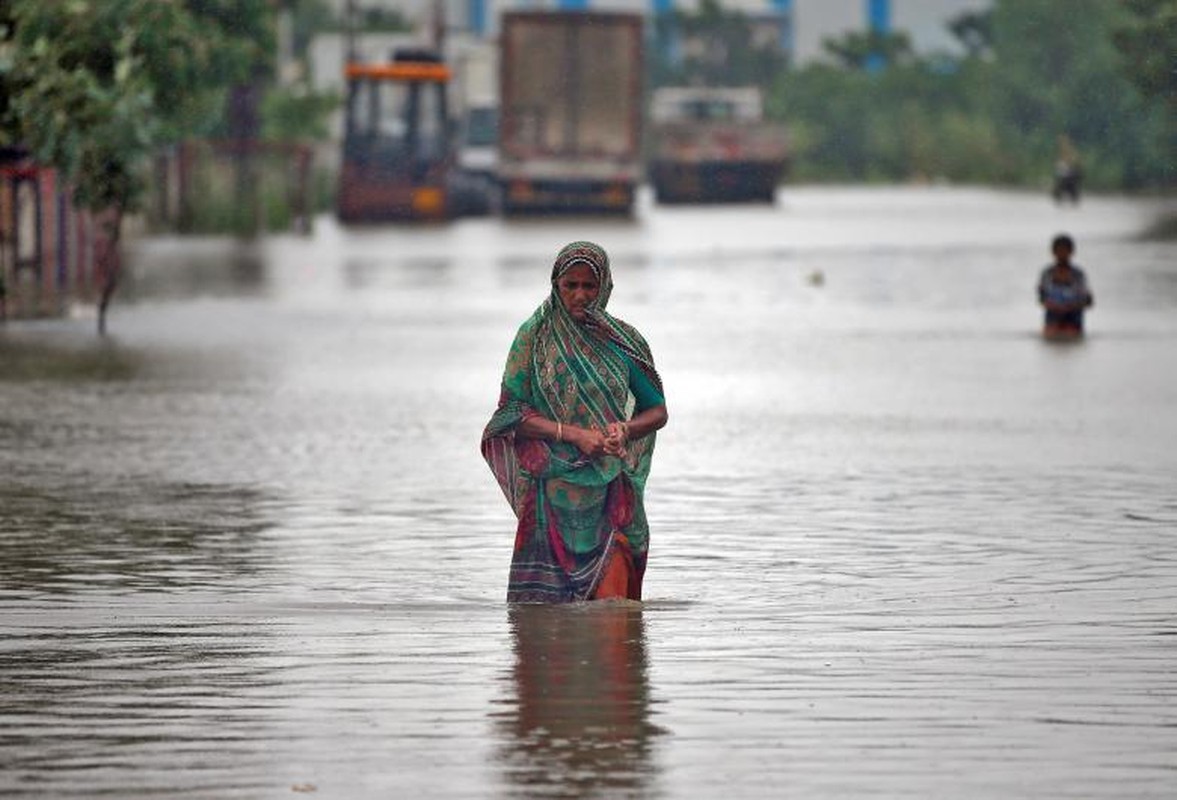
top-left (947, 9), bottom-right (994, 59)
top-left (1, 0), bottom-right (272, 334)
top-left (1114, 0), bottom-right (1177, 223)
top-left (1113, 0), bottom-right (1177, 112)
top-left (988, 0), bottom-right (1169, 187)
top-left (821, 30), bottom-right (915, 71)
top-left (0, 4), bottom-right (16, 147)
top-left (765, 0), bottom-right (1171, 188)
top-left (289, 0), bottom-right (337, 58)
top-left (652, 0), bottom-right (786, 89)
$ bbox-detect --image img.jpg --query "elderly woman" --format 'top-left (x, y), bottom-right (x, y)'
top-left (482, 242), bottom-right (668, 603)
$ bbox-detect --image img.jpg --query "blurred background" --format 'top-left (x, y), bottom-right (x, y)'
top-left (1, 0), bottom-right (1173, 321)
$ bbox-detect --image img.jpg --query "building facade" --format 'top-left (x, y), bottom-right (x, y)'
top-left (325, 0), bottom-right (992, 64)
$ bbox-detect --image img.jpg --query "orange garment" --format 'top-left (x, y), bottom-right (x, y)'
top-left (592, 534), bottom-right (641, 600)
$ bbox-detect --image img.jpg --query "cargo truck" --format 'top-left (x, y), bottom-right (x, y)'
top-left (498, 11), bottom-right (644, 215)
top-left (649, 87), bottom-right (789, 204)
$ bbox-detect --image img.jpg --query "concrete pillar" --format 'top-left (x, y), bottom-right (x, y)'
top-left (771, 0), bottom-right (794, 62)
top-left (866, 0), bottom-right (890, 72)
top-left (651, 0), bottom-right (676, 64)
top-left (867, 0), bottom-right (891, 32)
top-left (467, 0), bottom-right (487, 36)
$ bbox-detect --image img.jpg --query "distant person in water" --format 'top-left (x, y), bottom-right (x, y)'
top-left (1038, 234), bottom-right (1093, 338)
top-left (1052, 135), bottom-right (1082, 204)
top-left (481, 241), bottom-right (668, 603)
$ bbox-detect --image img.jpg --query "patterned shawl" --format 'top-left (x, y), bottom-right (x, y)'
top-left (481, 242), bottom-right (662, 600)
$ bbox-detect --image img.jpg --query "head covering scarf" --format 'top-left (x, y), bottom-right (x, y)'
top-left (482, 242), bottom-right (663, 602)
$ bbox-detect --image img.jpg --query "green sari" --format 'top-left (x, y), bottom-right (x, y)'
top-left (482, 242), bottom-right (664, 603)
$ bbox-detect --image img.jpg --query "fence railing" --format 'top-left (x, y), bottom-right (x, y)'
top-left (0, 160), bottom-right (104, 321)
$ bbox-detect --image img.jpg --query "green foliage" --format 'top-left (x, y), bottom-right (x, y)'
top-left (177, 146), bottom-right (297, 235)
top-left (0, 4), bottom-right (15, 147)
top-left (652, 0), bottom-right (785, 89)
top-left (261, 86), bottom-right (340, 142)
top-left (1113, 0), bottom-right (1177, 109)
top-left (770, 61), bottom-right (1015, 183)
top-left (822, 30), bottom-right (915, 70)
top-left (353, 7), bottom-right (412, 33)
top-left (289, 0), bottom-right (337, 57)
top-left (987, 0), bottom-right (1170, 187)
top-left (1113, 0), bottom-right (1177, 230)
top-left (289, 0), bottom-right (412, 41)
top-left (765, 0), bottom-right (1174, 189)
top-left (196, 83), bottom-right (338, 144)
top-left (2, 0), bottom-right (271, 213)
top-left (0, 0), bottom-right (281, 330)
top-left (947, 9), bottom-right (994, 58)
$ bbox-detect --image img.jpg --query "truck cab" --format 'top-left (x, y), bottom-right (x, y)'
top-left (337, 49), bottom-right (453, 222)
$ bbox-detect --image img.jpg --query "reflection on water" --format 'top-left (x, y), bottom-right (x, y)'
top-left (0, 335), bottom-right (144, 382)
top-left (0, 482), bottom-right (272, 595)
top-left (120, 238), bottom-right (266, 300)
top-left (495, 604), bottom-right (662, 797)
top-left (344, 256), bottom-right (455, 290)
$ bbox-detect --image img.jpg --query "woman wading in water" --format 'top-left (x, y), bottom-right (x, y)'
top-left (481, 242), bottom-right (668, 603)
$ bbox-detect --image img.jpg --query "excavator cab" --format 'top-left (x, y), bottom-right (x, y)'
top-left (337, 49), bottom-right (453, 222)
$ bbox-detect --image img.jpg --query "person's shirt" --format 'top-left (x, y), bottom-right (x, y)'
top-left (1038, 264), bottom-right (1092, 309)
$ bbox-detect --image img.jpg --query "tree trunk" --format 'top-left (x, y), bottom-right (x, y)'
top-left (228, 83), bottom-right (261, 237)
top-left (95, 206), bottom-right (123, 336)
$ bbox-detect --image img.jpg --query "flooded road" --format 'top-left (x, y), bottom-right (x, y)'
top-left (2, 187), bottom-right (1176, 798)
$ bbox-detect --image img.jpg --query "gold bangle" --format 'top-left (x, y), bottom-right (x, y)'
top-left (556, 421), bottom-right (563, 442)
top-left (621, 422), bottom-right (630, 441)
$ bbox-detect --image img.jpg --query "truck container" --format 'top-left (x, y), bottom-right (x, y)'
top-left (649, 87), bottom-right (789, 204)
top-left (498, 11), bottom-right (644, 215)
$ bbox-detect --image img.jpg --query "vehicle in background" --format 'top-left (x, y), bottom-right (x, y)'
top-left (649, 87), bottom-right (789, 204)
top-left (497, 11), bottom-right (644, 215)
top-left (450, 40), bottom-right (499, 214)
top-left (456, 104), bottom-right (499, 183)
top-left (337, 49), bottom-right (491, 222)
top-left (337, 49), bottom-right (452, 222)
top-left (452, 103), bottom-right (500, 215)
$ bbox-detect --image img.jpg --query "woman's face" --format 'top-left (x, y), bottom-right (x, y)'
top-left (556, 264), bottom-right (600, 321)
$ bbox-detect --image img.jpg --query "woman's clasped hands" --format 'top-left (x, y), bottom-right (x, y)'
top-left (603, 422), bottom-right (629, 459)
top-left (568, 421), bottom-right (629, 460)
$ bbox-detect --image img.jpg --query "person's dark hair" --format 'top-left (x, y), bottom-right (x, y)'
top-left (1052, 233), bottom-right (1075, 251)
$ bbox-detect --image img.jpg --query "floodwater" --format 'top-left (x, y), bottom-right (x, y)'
top-left (2, 187), bottom-right (1176, 798)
